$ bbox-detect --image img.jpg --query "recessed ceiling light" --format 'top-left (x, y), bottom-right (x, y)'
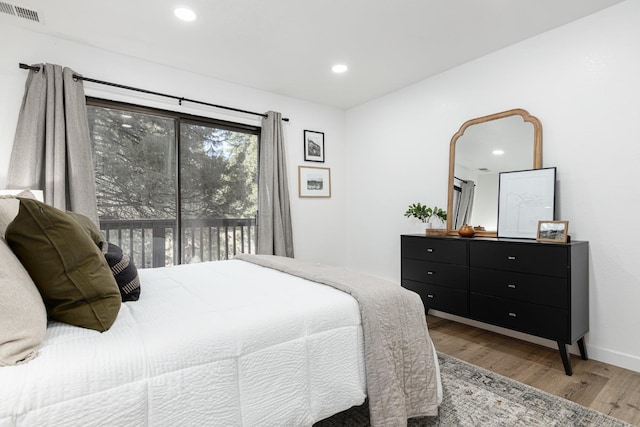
top-left (332, 64), bottom-right (348, 74)
top-left (492, 149), bottom-right (504, 155)
top-left (174, 7), bottom-right (197, 22)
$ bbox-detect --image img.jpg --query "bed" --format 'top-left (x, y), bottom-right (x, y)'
top-left (0, 194), bottom-right (441, 427)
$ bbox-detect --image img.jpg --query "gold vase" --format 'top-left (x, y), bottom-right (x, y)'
top-left (458, 224), bottom-right (475, 237)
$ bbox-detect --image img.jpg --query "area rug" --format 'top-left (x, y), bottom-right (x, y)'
top-left (315, 353), bottom-right (631, 427)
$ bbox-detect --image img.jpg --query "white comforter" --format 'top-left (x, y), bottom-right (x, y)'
top-left (0, 260), bottom-right (368, 426)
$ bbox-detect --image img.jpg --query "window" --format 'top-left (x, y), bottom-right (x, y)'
top-left (87, 98), bottom-right (259, 268)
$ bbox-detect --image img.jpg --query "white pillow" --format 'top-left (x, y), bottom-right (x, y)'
top-left (0, 238), bottom-right (47, 365)
top-left (0, 190), bottom-right (38, 238)
top-left (0, 190), bottom-right (48, 365)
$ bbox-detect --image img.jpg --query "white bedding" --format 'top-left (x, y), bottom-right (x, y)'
top-left (0, 260), bottom-right (369, 426)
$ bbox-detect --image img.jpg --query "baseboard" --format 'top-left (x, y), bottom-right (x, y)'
top-left (429, 311), bottom-right (640, 373)
top-left (586, 345), bottom-right (640, 373)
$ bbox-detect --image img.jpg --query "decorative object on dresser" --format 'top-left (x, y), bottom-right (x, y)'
top-left (303, 129), bottom-right (325, 162)
top-left (447, 109), bottom-right (542, 237)
top-left (458, 224), bottom-right (475, 237)
top-left (404, 203), bottom-right (447, 235)
top-left (537, 220), bottom-right (569, 243)
top-left (401, 234), bottom-right (589, 376)
top-left (497, 167), bottom-right (556, 239)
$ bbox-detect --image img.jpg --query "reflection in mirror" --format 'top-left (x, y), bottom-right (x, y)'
top-left (446, 109), bottom-right (542, 237)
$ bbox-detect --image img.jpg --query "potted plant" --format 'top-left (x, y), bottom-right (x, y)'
top-left (404, 203), bottom-right (447, 233)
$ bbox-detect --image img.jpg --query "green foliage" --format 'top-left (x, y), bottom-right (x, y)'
top-left (88, 105), bottom-right (257, 221)
top-left (404, 203), bottom-right (447, 223)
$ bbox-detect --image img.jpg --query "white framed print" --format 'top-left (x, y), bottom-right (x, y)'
top-left (298, 166), bottom-right (331, 198)
top-left (497, 167), bottom-right (556, 239)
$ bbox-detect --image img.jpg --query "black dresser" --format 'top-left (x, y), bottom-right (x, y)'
top-left (401, 234), bottom-right (589, 375)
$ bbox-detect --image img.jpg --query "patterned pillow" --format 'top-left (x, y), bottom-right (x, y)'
top-left (100, 242), bottom-right (141, 302)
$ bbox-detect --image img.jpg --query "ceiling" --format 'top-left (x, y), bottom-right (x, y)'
top-left (2, 0), bottom-right (625, 109)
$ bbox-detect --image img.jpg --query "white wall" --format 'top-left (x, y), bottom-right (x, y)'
top-left (0, 25), bottom-right (347, 266)
top-left (346, 0), bottom-right (640, 371)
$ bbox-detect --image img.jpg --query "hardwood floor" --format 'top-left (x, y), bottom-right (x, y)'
top-left (427, 315), bottom-right (640, 426)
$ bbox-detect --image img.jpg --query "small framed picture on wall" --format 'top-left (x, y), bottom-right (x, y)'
top-left (304, 130), bottom-right (324, 162)
top-left (298, 166), bottom-right (331, 198)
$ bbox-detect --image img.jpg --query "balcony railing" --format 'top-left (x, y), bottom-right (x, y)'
top-left (99, 217), bottom-right (256, 268)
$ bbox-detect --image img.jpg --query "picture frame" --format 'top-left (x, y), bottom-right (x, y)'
top-left (298, 166), bottom-right (331, 198)
top-left (303, 130), bottom-right (325, 162)
top-left (537, 220), bottom-right (569, 243)
top-left (497, 167), bottom-right (556, 239)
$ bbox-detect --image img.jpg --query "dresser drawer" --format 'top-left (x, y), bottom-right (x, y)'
top-left (470, 267), bottom-right (567, 309)
top-left (470, 241), bottom-right (568, 277)
top-left (402, 280), bottom-right (468, 316)
top-left (401, 236), bottom-right (466, 265)
top-left (402, 258), bottom-right (467, 290)
top-left (470, 294), bottom-right (568, 341)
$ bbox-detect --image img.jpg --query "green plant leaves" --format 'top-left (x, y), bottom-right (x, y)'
top-left (404, 203), bottom-right (447, 223)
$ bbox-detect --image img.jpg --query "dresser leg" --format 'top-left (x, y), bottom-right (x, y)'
top-left (577, 337), bottom-right (588, 360)
top-left (557, 341), bottom-right (573, 376)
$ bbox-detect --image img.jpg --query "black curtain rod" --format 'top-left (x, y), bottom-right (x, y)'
top-left (19, 63), bottom-right (289, 122)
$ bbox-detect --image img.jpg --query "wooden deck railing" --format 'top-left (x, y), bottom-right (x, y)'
top-left (99, 217), bottom-right (256, 268)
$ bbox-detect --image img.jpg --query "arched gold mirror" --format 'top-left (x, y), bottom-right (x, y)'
top-left (446, 109), bottom-right (542, 237)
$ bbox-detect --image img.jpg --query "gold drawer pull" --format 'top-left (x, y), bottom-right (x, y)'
top-left (507, 256), bottom-right (517, 260)
top-left (507, 284), bottom-right (517, 289)
top-left (508, 312), bottom-right (517, 317)
top-left (426, 248), bottom-right (434, 253)
top-left (427, 271), bottom-right (434, 275)
top-left (427, 294), bottom-right (434, 299)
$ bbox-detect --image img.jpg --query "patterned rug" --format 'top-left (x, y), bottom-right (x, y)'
top-left (315, 353), bottom-right (631, 427)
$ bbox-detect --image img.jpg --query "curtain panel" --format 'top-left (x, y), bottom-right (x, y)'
top-left (257, 111), bottom-right (294, 257)
top-left (7, 63), bottom-right (99, 224)
top-left (453, 179), bottom-right (475, 229)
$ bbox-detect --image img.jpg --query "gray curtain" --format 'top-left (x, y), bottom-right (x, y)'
top-left (6, 63), bottom-right (99, 224)
top-left (453, 179), bottom-right (475, 229)
top-left (257, 111), bottom-right (294, 257)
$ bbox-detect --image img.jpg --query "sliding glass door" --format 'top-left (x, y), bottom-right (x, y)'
top-left (87, 98), bottom-right (259, 268)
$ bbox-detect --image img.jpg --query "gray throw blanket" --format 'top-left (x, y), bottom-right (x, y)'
top-left (235, 254), bottom-right (439, 427)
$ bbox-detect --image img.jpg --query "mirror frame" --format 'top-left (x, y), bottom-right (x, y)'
top-left (446, 108), bottom-right (542, 237)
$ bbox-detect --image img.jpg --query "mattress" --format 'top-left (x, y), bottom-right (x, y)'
top-left (0, 259), bottom-right (369, 426)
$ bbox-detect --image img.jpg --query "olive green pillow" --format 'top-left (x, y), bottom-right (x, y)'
top-left (5, 198), bottom-right (120, 332)
top-left (67, 211), bottom-right (104, 245)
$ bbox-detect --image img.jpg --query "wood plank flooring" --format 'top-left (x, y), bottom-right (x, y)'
top-left (427, 315), bottom-right (640, 426)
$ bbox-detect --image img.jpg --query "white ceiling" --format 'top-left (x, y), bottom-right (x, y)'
top-left (2, 0), bottom-right (625, 109)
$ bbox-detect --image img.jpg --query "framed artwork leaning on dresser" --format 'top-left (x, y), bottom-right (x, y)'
top-left (497, 167), bottom-right (556, 239)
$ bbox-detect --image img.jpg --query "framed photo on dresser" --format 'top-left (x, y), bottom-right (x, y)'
top-left (537, 220), bottom-right (569, 243)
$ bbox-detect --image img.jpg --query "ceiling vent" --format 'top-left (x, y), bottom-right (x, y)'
top-left (0, 2), bottom-right (42, 23)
